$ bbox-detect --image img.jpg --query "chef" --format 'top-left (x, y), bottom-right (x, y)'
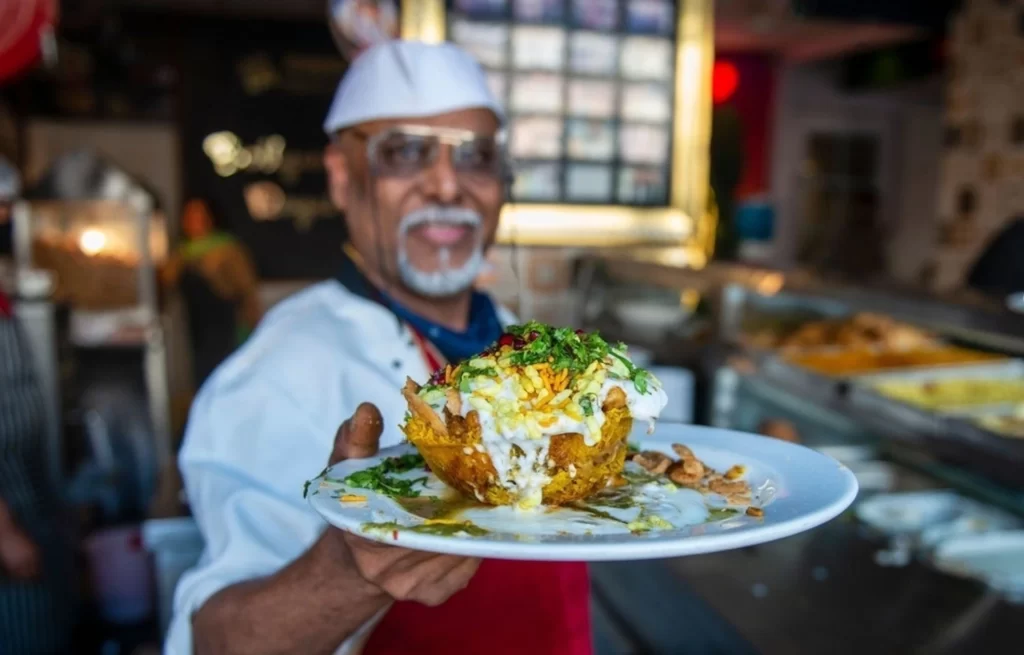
top-left (168, 41), bottom-right (592, 655)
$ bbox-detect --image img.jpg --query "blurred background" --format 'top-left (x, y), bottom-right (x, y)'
top-left (2, 0), bottom-right (1024, 653)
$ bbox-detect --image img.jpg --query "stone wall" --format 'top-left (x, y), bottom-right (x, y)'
top-left (930, 0), bottom-right (1024, 289)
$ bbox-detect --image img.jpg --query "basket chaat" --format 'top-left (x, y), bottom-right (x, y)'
top-left (401, 322), bottom-right (667, 509)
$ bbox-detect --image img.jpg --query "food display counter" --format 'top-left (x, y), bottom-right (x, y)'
top-left (576, 254), bottom-right (1024, 653)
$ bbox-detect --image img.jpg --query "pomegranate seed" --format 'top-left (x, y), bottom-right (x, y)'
top-left (498, 334), bottom-right (514, 347)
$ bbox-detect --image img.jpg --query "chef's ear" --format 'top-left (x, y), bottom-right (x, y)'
top-left (324, 138), bottom-right (350, 211)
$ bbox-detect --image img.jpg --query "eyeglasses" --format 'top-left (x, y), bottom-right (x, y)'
top-left (352, 125), bottom-right (507, 179)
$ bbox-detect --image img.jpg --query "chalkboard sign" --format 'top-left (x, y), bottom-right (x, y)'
top-left (180, 19), bottom-right (349, 280)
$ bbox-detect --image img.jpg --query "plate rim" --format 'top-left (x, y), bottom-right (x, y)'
top-left (308, 424), bottom-right (859, 561)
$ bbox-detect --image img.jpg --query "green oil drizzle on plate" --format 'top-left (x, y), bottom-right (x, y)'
top-left (362, 520), bottom-right (490, 537)
top-left (566, 502), bottom-right (629, 524)
top-left (396, 494), bottom-right (487, 521)
top-left (706, 507), bottom-right (740, 522)
top-left (584, 487), bottom-right (640, 510)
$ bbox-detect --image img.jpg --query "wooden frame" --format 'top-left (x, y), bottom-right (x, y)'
top-left (401, 0), bottom-right (714, 266)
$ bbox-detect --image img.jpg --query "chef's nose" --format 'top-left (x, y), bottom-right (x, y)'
top-left (421, 146), bottom-right (461, 204)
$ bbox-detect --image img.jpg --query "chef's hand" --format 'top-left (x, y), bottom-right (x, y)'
top-left (327, 403), bottom-right (481, 606)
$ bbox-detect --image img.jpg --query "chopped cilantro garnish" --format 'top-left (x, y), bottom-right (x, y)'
top-left (343, 453), bottom-right (428, 498)
top-left (609, 349), bottom-right (653, 395)
top-left (419, 322), bottom-right (656, 396)
top-left (302, 466), bottom-right (330, 498)
top-left (505, 322), bottom-right (611, 374)
top-left (633, 368), bottom-right (650, 394)
top-left (454, 364), bottom-right (498, 390)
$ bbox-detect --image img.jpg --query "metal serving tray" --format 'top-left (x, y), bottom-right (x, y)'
top-left (848, 359), bottom-right (1024, 419)
top-left (851, 359), bottom-right (1024, 388)
top-left (842, 362), bottom-right (1024, 487)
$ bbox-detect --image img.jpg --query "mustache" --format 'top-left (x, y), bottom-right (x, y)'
top-left (398, 205), bottom-right (482, 232)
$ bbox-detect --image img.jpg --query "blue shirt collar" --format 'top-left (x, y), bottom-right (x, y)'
top-left (335, 254), bottom-right (503, 365)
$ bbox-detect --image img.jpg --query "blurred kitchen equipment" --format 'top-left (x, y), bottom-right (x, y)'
top-left (932, 531), bottom-right (1024, 603)
top-left (855, 490), bottom-right (963, 537)
top-left (17, 149), bottom-right (175, 499)
top-left (143, 517), bottom-right (204, 638)
top-left (84, 525), bottom-right (155, 624)
top-left (1007, 292), bottom-right (1024, 315)
top-left (611, 299), bottom-right (690, 342)
top-left (66, 383), bottom-right (158, 524)
top-left (648, 365), bottom-right (694, 424)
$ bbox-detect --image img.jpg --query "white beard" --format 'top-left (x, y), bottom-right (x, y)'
top-left (398, 244), bottom-right (485, 297)
top-left (396, 205), bottom-right (485, 298)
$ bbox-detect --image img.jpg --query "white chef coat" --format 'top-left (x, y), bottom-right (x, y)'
top-left (165, 279), bottom-right (513, 654)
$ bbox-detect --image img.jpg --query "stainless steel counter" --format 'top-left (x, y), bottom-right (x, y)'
top-left (663, 518), bottom-right (1020, 655)
top-left (590, 456), bottom-right (1022, 655)
top-left (582, 252), bottom-right (1024, 355)
top-left (582, 254), bottom-right (1024, 653)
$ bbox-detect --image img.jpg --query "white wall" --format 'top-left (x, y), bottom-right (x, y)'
top-left (770, 61), bottom-right (943, 284)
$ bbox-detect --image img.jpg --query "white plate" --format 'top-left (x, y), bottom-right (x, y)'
top-left (932, 531), bottom-right (1024, 601)
top-left (855, 490), bottom-right (963, 536)
top-left (920, 510), bottom-right (1021, 549)
top-left (307, 424), bottom-right (858, 561)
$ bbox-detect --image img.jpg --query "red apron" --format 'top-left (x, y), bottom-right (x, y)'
top-left (362, 328), bottom-right (593, 655)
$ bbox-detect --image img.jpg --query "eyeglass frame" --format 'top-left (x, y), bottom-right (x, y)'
top-left (342, 124), bottom-right (513, 182)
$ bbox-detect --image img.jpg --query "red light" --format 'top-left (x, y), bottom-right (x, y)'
top-left (0, 0), bottom-right (57, 84)
top-left (712, 61), bottom-right (740, 104)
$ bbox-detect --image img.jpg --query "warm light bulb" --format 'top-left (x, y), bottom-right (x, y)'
top-left (79, 229), bottom-right (107, 256)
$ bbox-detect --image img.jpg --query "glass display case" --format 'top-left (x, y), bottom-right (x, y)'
top-left (400, 0), bottom-right (714, 260)
top-left (12, 151), bottom-right (174, 496)
top-left (449, 0), bottom-right (676, 206)
top-left (22, 198), bottom-right (167, 312)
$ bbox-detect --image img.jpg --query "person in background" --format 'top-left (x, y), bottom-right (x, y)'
top-left (168, 41), bottom-right (592, 655)
top-left (0, 288), bottom-right (76, 654)
top-left (965, 216), bottom-right (1024, 303)
top-left (162, 197), bottom-right (263, 387)
top-left (0, 156), bottom-right (17, 260)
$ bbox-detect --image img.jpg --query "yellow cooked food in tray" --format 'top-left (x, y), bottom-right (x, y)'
top-left (974, 412), bottom-right (1024, 439)
top-left (785, 347), bottom-right (1004, 376)
top-left (752, 312), bottom-right (941, 352)
top-left (871, 379), bottom-right (1024, 412)
top-left (401, 322), bottom-right (668, 509)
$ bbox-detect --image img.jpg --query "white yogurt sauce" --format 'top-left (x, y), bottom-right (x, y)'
top-left (421, 371), bottom-right (668, 508)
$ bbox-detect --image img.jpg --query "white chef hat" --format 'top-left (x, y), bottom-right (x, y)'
top-left (323, 40), bottom-right (505, 135)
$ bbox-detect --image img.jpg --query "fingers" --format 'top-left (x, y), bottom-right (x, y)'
top-left (415, 557), bottom-right (481, 607)
top-left (375, 554), bottom-right (479, 606)
top-left (343, 532), bottom-right (481, 606)
top-left (329, 403), bottom-right (384, 465)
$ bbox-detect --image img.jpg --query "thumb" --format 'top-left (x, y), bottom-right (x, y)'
top-left (329, 403), bottom-right (384, 465)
